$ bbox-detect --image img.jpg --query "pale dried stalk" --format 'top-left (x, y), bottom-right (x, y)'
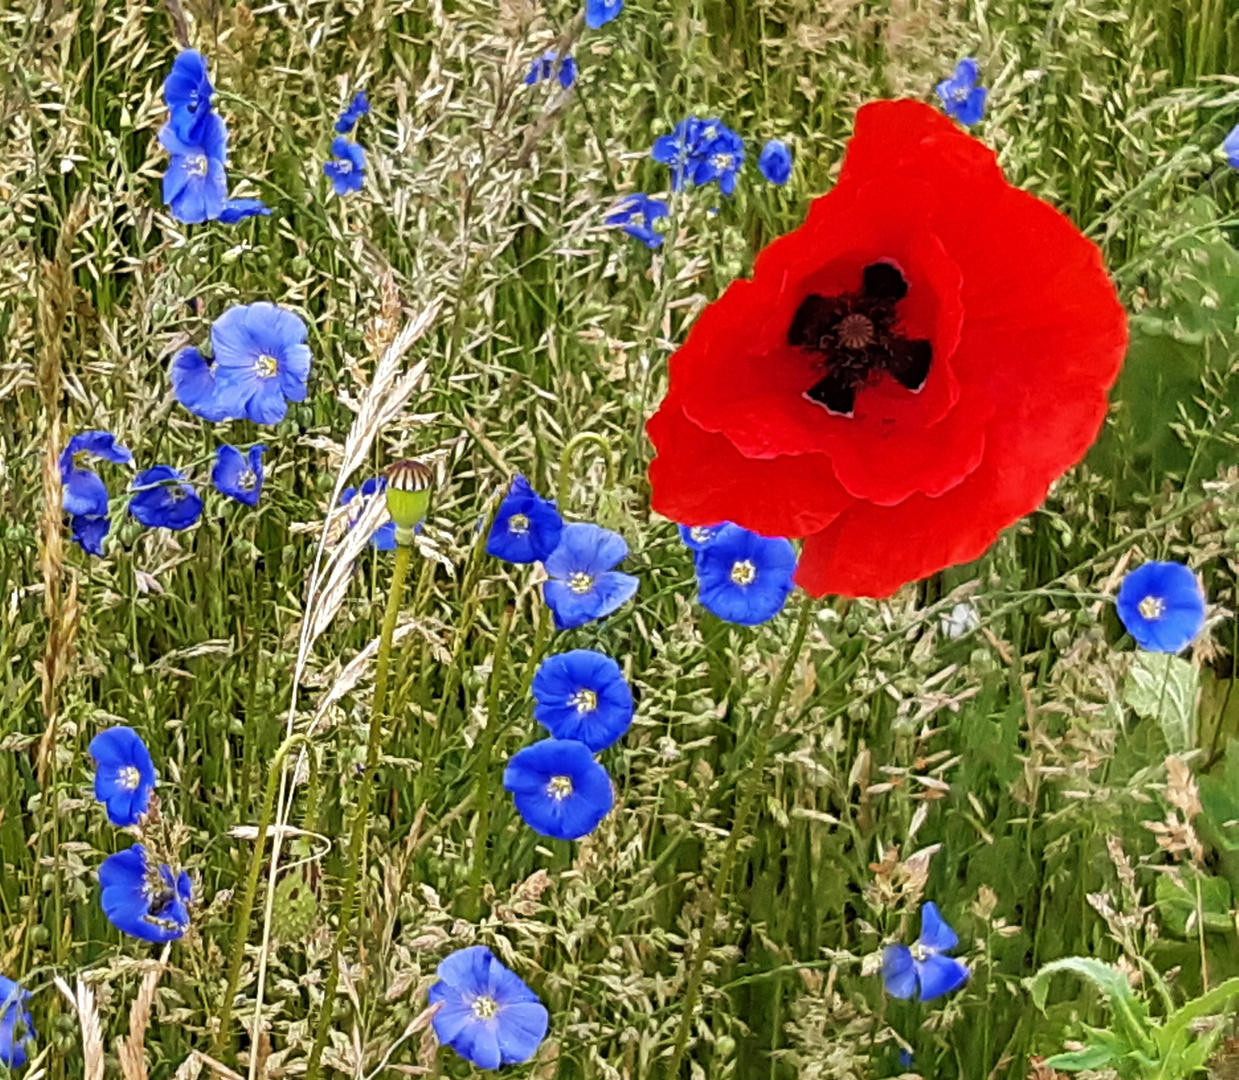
top-left (117, 944), bottom-right (170, 1080)
top-left (55, 976), bottom-right (105, 1080)
top-left (35, 195), bottom-right (88, 783)
top-left (246, 296), bottom-right (442, 1080)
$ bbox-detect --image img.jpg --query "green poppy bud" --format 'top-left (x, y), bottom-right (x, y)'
top-left (384, 458), bottom-right (433, 544)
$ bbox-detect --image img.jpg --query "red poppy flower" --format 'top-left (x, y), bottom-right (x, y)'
top-left (647, 100), bottom-right (1128, 598)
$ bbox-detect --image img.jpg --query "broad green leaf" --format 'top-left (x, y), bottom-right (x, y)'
top-left (1154, 865), bottom-right (1233, 937)
top-left (1031, 958), bottom-right (1152, 1054)
top-left (1123, 652), bottom-right (1199, 752)
top-left (1044, 1045), bottom-right (1115, 1070)
top-left (1156, 975), bottom-right (1239, 1055)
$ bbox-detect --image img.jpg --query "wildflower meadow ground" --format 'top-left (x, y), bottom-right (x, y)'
top-left (4, 0), bottom-right (1239, 1077)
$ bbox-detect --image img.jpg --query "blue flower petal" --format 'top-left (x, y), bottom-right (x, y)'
top-left (584, 0), bottom-right (624, 28)
top-left (918, 901), bottom-right (960, 953)
top-left (882, 944), bottom-right (918, 999)
top-left (71, 514), bottom-right (110, 556)
top-left (129, 466), bottom-right (204, 531)
top-left (758, 139), bottom-right (793, 185)
top-left (917, 954), bottom-right (970, 1002)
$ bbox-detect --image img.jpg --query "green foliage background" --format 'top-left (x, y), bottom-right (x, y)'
top-left (2, 0), bottom-right (1239, 1077)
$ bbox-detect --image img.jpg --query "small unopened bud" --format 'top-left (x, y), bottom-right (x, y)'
top-left (384, 458), bottom-right (433, 543)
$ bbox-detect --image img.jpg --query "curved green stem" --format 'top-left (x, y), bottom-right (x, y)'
top-left (467, 598), bottom-right (514, 920)
top-left (665, 595), bottom-right (815, 1079)
top-left (556, 432), bottom-right (614, 509)
top-left (307, 541), bottom-right (416, 1080)
top-left (216, 732), bottom-right (315, 1050)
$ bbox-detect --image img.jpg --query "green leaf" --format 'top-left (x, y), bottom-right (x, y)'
top-left (1157, 975), bottom-right (1239, 1055)
top-left (1154, 865), bottom-right (1232, 937)
top-left (1044, 1045), bottom-right (1115, 1070)
top-left (1031, 958), bottom-right (1153, 1054)
top-left (1123, 652), bottom-right (1199, 752)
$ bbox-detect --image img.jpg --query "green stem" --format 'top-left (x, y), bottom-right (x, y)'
top-left (216, 732), bottom-right (315, 1050)
top-left (467, 599), bottom-right (514, 920)
top-left (307, 542), bottom-right (416, 1080)
top-left (665, 595), bottom-right (815, 1079)
top-left (556, 432), bottom-right (614, 509)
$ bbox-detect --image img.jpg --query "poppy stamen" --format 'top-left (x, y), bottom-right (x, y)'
top-left (788, 261), bottom-right (932, 417)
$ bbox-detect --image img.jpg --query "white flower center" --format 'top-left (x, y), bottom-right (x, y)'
top-left (910, 942), bottom-right (931, 962)
top-left (471, 995), bottom-right (499, 1019)
top-left (730, 560), bottom-right (756, 586)
top-left (568, 571), bottom-right (594, 595)
top-left (186, 154), bottom-right (209, 177)
top-left (337, 159), bottom-right (353, 174)
top-left (118, 765), bottom-right (142, 791)
top-left (690, 526), bottom-right (715, 544)
top-left (1139, 595), bottom-right (1166, 620)
top-left (237, 469), bottom-right (257, 491)
top-left (547, 775), bottom-right (574, 800)
top-left (508, 513), bottom-right (530, 536)
top-left (713, 152), bottom-right (734, 171)
top-left (570, 689), bottom-right (598, 714)
top-left (254, 353), bottom-right (279, 378)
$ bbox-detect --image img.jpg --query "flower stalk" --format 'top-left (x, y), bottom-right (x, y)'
top-left (307, 537), bottom-right (416, 1080)
top-left (557, 431), bottom-right (614, 509)
top-left (665, 594), bottom-right (815, 1079)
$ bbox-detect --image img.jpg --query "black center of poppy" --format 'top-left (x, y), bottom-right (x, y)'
top-left (787, 261), bottom-right (933, 417)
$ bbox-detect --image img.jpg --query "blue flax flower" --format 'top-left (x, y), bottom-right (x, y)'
top-left (171, 347), bottom-right (235, 423)
top-left (487, 475), bottom-right (563, 564)
top-left (160, 111), bottom-right (229, 224)
top-left (1223, 125), bottom-right (1239, 168)
top-left (936, 58), bottom-right (988, 127)
top-left (60, 431), bottom-right (133, 517)
top-left (129, 466), bottom-right (204, 531)
top-left (213, 444), bottom-right (266, 507)
top-left (334, 91), bottom-right (371, 134)
top-left (324, 137), bottom-right (366, 196)
top-left (758, 139), bottom-right (793, 185)
top-left (542, 523), bottom-right (639, 630)
top-left (694, 523), bottom-right (796, 626)
top-left (100, 845), bottom-right (192, 943)
top-left (504, 738), bottom-right (614, 840)
top-left (652, 117), bottom-right (744, 194)
top-left (219, 198), bottom-right (271, 224)
top-left (532, 650), bottom-right (634, 752)
top-left (691, 121), bottom-right (745, 195)
top-left (678, 523), bottom-right (723, 552)
top-left (429, 946), bottom-right (549, 1070)
top-left (585, 0), bottom-right (623, 28)
top-left (90, 726), bottom-right (157, 828)
top-left (71, 514), bottom-right (111, 556)
top-left (210, 301), bottom-right (312, 425)
top-left (163, 49), bottom-right (214, 141)
top-left (525, 51), bottom-right (577, 89)
top-left (606, 194), bottom-right (670, 249)
top-left (0, 976), bottom-right (35, 1070)
top-left (1116, 561), bottom-right (1207, 654)
top-left (342, 477), bottom-right (397, 549)
top-left (882, 902), bottom-right (969, 1002)
top-left (651, 116), bottom-right (710, 191)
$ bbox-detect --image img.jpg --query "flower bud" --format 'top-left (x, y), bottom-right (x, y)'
top-left (384, 458), bottom-right (433, 543)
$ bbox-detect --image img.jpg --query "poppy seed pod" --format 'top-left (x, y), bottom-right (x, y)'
top-left (384, 458), bottom-right (433, 542)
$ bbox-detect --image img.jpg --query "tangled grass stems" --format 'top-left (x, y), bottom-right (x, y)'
top-left (665, 594), bottom-right (816, 1079)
